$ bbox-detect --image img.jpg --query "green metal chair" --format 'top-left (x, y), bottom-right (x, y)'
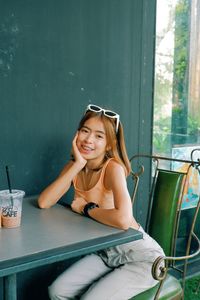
top-left (129, 150), bottom-right (200, 300)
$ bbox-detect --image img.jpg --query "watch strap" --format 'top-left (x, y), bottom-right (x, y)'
top-left (83, 202), bottom-right (99, 217)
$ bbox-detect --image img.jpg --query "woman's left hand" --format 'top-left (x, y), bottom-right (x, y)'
top-left (71, 197), bottom-right (87, 214)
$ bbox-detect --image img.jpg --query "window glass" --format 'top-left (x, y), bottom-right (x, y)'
top-left (153, 0), bottom-right (200, 160)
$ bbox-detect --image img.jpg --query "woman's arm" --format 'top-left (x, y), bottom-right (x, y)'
top-left (38, 133), bottom-right (87, 209)
top-left (38, 161), bottom-right (83, 208)
top-left (87, 161), bottom-right (136, 230)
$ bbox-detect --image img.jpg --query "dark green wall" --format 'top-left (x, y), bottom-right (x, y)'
top-left (0, 1), bottom-right (156, 299)
top-left (0, 0), bottom-right (156, 222)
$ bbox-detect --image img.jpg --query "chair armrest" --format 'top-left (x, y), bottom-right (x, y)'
top-left (152, 232), bottom-right (200, 281)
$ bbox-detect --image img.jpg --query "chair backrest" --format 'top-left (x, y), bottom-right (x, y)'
top-left (129, 153), bottom-right (200, 259)
top-left (130, 152), bottom-right (200, 299)
top-left (148, 169), bottom-right (185, 256)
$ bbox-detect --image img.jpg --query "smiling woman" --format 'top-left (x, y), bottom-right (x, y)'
top-left (38, 104), bottom-right (164, 300)
top-left (76, 118), bottom-right (107, 166)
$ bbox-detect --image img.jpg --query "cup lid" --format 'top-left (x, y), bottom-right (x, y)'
top-left (0, 189), bottom-right (25, 199)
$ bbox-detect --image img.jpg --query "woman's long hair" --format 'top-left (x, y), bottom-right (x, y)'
top-left (77, 111), bottom-right (131, 176)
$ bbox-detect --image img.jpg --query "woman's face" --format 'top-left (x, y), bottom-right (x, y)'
top-left (76, 116), bottom-right (108, 165)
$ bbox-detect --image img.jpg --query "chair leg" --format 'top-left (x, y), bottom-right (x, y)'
top-left (195, 280), bottom-right (200, 295)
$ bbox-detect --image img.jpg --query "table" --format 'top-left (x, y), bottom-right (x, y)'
top-left (0, 197), bottom-right (143, 300)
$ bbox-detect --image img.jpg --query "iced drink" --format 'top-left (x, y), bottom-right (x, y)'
top-left (0, 190), bottom-right (25, 228)
top-left (0, 202), bottom-right (2, 228)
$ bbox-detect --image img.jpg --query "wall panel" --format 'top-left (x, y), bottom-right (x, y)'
top-left (0, 1), bottom-right (156, 298)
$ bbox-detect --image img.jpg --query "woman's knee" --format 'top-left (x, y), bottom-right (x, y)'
top-left (48, 278), bottom-right (78, 300)
top-left (48, 283), bottom-right (59, 300)
top-left (48, 282), bottom-right (68, 300)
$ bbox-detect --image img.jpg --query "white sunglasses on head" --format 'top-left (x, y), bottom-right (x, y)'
top-left (86, 104), bottom-right (120, 133)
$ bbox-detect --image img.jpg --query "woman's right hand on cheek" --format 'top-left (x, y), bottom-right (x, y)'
top-left (72, 132), bottom-right (87, 169)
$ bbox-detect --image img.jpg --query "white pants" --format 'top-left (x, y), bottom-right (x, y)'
top-left (48, 227), bottom-right (164, 300)
top-left (48, 253), bottom-right (158, 300)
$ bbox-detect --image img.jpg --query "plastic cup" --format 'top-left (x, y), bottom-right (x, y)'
top-left (0, 190), bottom-right (25, 228)
top-left (0, 198), bottom-right (2, 228)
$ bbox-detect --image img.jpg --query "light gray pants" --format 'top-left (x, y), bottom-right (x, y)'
top-left (48, 253), bottom-right (158, 300)
top-left (48, 227), bottom-right (164, 300)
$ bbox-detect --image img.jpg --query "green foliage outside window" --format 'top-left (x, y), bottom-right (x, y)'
top-left (153, 0), bottom-right (200, 155)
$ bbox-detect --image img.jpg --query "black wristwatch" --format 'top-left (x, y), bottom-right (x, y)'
top-left (83, 202), bottom-right (99, 217)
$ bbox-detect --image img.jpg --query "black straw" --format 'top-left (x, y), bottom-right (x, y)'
top-left (6, 166), bottom-right (12, 193)
top-left (6, 165), bottom-right (13, 207)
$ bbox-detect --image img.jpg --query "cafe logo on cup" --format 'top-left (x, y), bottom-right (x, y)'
top-left (2, 206), bottom-right (18, 217)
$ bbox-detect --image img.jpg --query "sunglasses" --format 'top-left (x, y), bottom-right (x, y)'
top-left (86, 104), bottom-right (120, 133)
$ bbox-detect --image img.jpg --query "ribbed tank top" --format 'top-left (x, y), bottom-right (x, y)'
top-left (73, 158), bottom-right (114, 209)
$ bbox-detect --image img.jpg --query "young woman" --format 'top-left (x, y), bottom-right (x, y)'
top-left (38, 104), bottom-right (164, 300)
